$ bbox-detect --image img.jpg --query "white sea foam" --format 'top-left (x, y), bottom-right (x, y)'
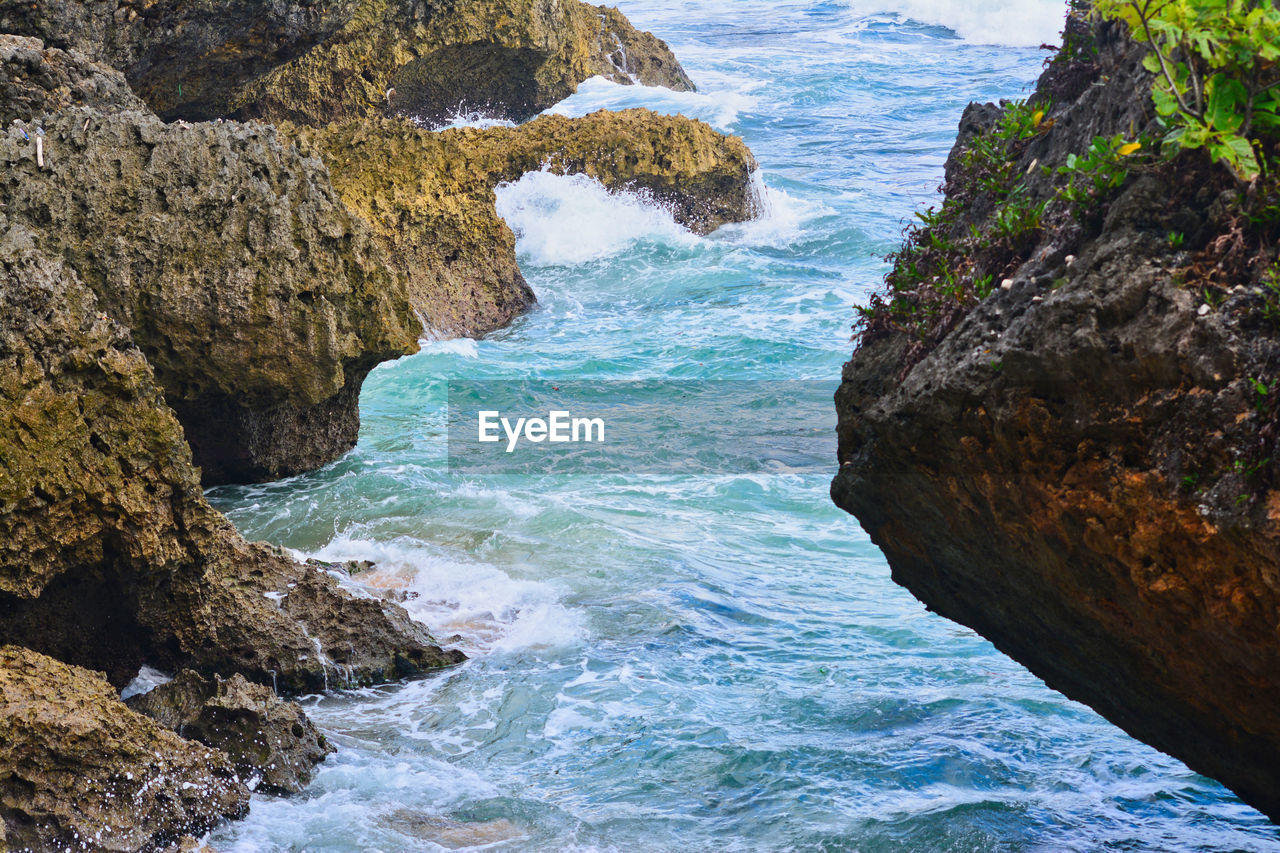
top-left (426, 109), bottom-right (518, 131)
top-left (302, 535), bottom-right (583, 654)
top-left (854, 0), bottom-right (1069, 46)
top-left (494, 169), bottom-right (696, 266)
top-left (544, 74), bottom-right (758, 132)
top-left (418, 337), bottom-right (480, 358)
top-left (714, 170), bottom-right (826, 249)
top-left (120, 665), bottom-right (172, 700)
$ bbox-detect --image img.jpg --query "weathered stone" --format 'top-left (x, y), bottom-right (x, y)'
top-left (127, 670), bottom-right (332, 795)
top-left (0, 646), bottom-right (249, 853)
top-left (832, 10), bottom-right (1280, 822)
top-left (0, 221), bottom-right (463, 692)
top-left (0, 0), bottom-right (361, 119)
top-left (287, 108), bottom-right (757, 335)
top-left (0, 34), bottom-right (148, 122)
top-left (0, 0), bottom-right (693, 124)
top-left (0, 106), bottom-right (419, 484)
top-left (233, 0), bottom-right (694, 126)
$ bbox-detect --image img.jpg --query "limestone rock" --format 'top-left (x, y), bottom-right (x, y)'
top-left (127, 670), bottom-right (333, 795)
top-left (0, 646), bottom-right (249, 853)
top-left (0, 106), bottom-right (419, 484)
top-left (0, 34), bottom-right (148, 122)
top-left (0, 221), bottom-right (463, 693)
top-left (231, 0), bottom-right (695, 126)
top-left (0, 0), bottom-right (360, 120)
top-left (0, 0), bottom-right (693, 125)
top-left (287, 108), bottom-right (757, 335)
top-left (832, 11), bottom-right (1280, 821)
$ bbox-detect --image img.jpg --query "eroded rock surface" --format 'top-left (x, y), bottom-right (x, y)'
top-left (0, 34), bottom-right (147, 121)
top-left (0, 105), bottom-right (418, 484)
top-left (288, 108), bottom-right (758, 334)
top-left (0, 646), bottom-right (249, 853)
top-left (0, 221), bottom-right (463, 692)
top-left (127, 670), bottom-right (332, 794)
top-left (0, 0), bottom-right (693, 125)
top-left (832, 11), bottom-right (1280, 821)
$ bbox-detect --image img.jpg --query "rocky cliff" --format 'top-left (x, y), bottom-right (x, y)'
top-left (288, 108), bottom-right (757, 335)
top-left (0, 0), bottom-right (693, 125)
top-left (0, 646), bottom-right (250, 852)
top-left (0, 218), bottom-right (462, 691)
top-left (0, 32), bottom-right (751, 480)
top-left (833, 11), bottom-right (1280, 821)
top-left (0, 3), bottom-right (755, 847)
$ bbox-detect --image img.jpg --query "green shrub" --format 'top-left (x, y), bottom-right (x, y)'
top-left (1094, 0), bottom-right (1280, 180)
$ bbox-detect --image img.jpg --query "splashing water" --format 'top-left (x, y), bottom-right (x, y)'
top-left (207, 1), bottom-right (1280, 850)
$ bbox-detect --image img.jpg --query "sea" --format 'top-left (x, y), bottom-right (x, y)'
top-left (206, 1), bottom-right (1280, 849)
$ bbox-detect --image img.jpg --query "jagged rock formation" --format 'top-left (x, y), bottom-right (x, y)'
top-left (127, 670), bottom-right (333, 795)
top-left (288, 108), bottom-right (757, 334)
top-left (0, 106), bottom-right (419, 485)
top-left (0, 37), bottom-right (752, 474)
top-left (0, 3), bottom-right (752, 846)
top-left (0, 220), bottom-right (462, 692)
top-left (0, 646), bottom-right (250, 852)
top-left (833, 12), bottom-right (1280, 821)
top-left (0, 0), bottom-right (693, 125)
top-left (0, 34), bottom-right (148, 120)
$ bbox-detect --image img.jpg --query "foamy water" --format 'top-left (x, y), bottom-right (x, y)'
top-left (206, 1), bottom-right (1280, 850)
top-left (852, 0), bottom-right (1070, 46)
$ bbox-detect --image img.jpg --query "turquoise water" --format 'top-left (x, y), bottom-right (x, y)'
top-left (206, 2), bottom-right (1280, 850)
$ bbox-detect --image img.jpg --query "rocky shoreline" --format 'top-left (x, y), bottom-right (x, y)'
top-left (833, 6), bottom-right (1280, 823)
top-left (0, 1), bottom-right (757, 848)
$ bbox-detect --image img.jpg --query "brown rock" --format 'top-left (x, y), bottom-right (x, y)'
top-left (832, 11), bottom-right (1280, 822)
top-left (0, 646), bottom-right (249, 853)
top-left (287, 108), bottom-right (758, 335)
top-left (0, 34), bottom-right (148, 122)
top-left (0, 0), bottom-right (693, 125)
top-left (0, 221), bottom-right (463, 692)
top-left (0, 106), bottom-right (419, 484)
top-left (127, 670), bottom-right (333, 795)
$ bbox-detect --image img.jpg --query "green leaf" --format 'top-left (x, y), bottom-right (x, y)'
top-left (1205, 74), bottom-right (1246, 133)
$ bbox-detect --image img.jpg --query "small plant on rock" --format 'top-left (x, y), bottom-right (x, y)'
top-left (1093, 0), bottom-right (1280, 180)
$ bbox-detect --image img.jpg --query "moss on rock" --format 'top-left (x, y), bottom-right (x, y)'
top-left (0, 221), bottom-right (463, 693)
top-left (287, 108), bottom-right (757, 335)
top-left (0, 645), bottom-right (249, 852)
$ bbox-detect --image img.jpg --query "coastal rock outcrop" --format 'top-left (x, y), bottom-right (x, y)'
top-left (0, 34), bottom-right (148, 120)
top-left (288, 108), bottom-right (758, 334)
top-left (0, 646), bottom-right (250, 853)
top-left (0, 0), bottom-right (693, 125)
top-left (0, 220), bottom-right (462, 692)
top-left (127, 670), bottom-right (332, 795)
top-left (833, 11), bottom-right (1280, 821)
top-left (0, 100), bottom-right (419, 484)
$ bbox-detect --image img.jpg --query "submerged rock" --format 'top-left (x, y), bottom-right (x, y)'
top-left (832, 11), bottom-right (1280, 821)
top-left (127, 670), bottom-right (332, 795)
top-left (287, 108), bottom-right (758, 335)
top-left (0, 646), bottom-right (249, 852)
top-left (0, 221), bottom-right (462, 692)
top-left (0, 0), bottom-right (693, 124)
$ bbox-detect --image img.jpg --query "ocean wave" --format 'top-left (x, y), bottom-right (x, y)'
top-left (544, 74), bottom-right (759, 132)
top-left (301, 535), bottom-right (584, 654)
top-left (494, 169), bottom-right (697, 267)
top-left (853, 0), bottom-right (1069, 46)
